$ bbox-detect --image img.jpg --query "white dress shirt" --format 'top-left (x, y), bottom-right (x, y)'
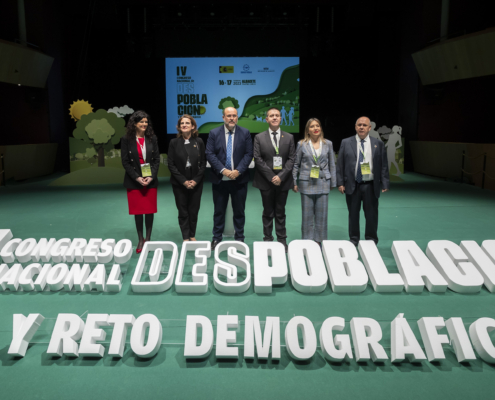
top-left (221, 125), bottom-right (236, 180)
top-left (354, 134), bottom-right (374, 181)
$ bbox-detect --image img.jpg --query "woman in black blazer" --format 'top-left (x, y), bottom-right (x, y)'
top-left (168, 114), bottom-right (206, 241)
top-left (121, 110), bottom-right (160, 253)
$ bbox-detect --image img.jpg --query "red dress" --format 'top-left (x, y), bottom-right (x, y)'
top-left (127, 137), bottom-right (157, 215)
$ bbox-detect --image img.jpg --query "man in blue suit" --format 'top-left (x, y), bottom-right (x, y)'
top-left (205, 107), bottom-right (253, 249)
top-left (336, 116), bottom-right (390, 246)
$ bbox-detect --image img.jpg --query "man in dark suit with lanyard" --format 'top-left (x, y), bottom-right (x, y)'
top-left (253, 107), bottom-right (296, 252)
top-left (336, 116), bottom-right (390, 246)
top-left (205, 107), bottom-right (253, 250)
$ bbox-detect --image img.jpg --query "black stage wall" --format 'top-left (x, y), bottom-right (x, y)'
top-left (0, 0), bottom-right (493, 174)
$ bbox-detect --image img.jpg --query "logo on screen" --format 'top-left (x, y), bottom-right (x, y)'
top-left (241, 64), bottom-right (252, 74)
top-left (219, 66), bottom-right (234, 73)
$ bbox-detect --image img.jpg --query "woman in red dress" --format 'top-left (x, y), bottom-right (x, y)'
top-left (121, 110), bottom-right (160, 253)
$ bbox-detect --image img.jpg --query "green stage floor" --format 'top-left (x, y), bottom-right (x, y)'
top-left (1, 172), bottom-right (494, 399)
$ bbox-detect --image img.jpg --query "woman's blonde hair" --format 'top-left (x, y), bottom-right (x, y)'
top-left (301, 118), bottom-right (324, 142)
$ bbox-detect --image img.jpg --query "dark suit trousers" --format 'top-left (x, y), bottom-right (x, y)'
top-left (212, 181), bottom-right (248, 241)
top-left (259, 186), bottom-right (289, 243)
top-left (345, 181), bottom-right (379, 245)
top-left (172, 181), bottom-right (203, 239)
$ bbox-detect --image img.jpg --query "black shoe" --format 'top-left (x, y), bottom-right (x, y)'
top-left (263, 237), bottom-right (274, 242)
top-left (211, 240), bottom-right (221, 251)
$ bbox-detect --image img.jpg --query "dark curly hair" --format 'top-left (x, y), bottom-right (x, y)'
top-left (176, 114), bottom-right (199, 138)
top-left (125, 110), bottom-right (155, 140)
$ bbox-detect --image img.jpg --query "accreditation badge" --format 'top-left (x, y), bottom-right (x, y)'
top-left (360, 162), bottom-right (371, 175)
top-left (141, 163), bottom-right (152, 177)
top-left (273, 156), bottom-right (282, 170)
top-left (310, 165), bottom-right (320, 179)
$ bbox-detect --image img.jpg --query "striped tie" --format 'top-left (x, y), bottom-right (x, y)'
top-left (356, 139), bottom-right (365, 183)
top-left (225, 131), bottom-right (233, 170)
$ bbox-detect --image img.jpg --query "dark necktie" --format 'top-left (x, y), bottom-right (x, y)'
top-left (271, 132), bottom-right (278, 149)
top-left (356, 139), bottom-right (365, 183)
top-left (225, 131), bottom-right (233, 170)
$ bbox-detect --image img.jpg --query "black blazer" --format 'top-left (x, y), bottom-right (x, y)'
top-left (336, 135), bottom-right (389, 198)
top-left (121, 135), bottom-right (160, 189)
top-left (252, 130), bottom-right (296, 192)
top-left (167, 137), bottom-right (206, 186)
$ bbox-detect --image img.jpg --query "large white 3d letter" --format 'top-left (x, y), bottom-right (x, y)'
top-left (108, 314), bottom-right (135, 358)
top-left (426, 240), bottom-right (483, 293)
top-left (445, 317), bottom-right (476, 362)
top-left (8, 313), bottom-right (45, 357)
top-left (113, 239), bottom-right (132, 264)
top-left (417, 317), bottom-right (449, 361)
top-left (359, 241), bottom-right (404, 292)
top-left (244, 316), bottom-right (281, 360)
top-left (285, 316), bottom-right (317, 360)
top-left (390, 313), bottom-right (426, 362)
top-left (319, 317), bottom-right (353, 362)
top-left (288, 240), bottom-right (328, 293)
top-left (132, 242), bottom-right (178, 293)
top-left (469, 318), bottom-right (495, 364)
top-left (47, 314), bottom-right (85, 357)
top-left (0, 264), bottom-right (23, 291)
top-left (213, 241), bottom-right (251, 294)
top-left (184, 315), bottom-right (214, 359)
top-left (216, 315), bottom-right (239, 358)
top-left (14, 238), bottom-right (38, 263)
top-left (0, 229), bottom-right (13, 253)
top-left (130, 314), bottom-right (162, 358)
top-left (350, 317), bottom-right (388, 362)
top-left (19, 263), bottom-right (42, 291)
top-left (460, 240), bottom-right (495, 292)
top-left (253, 241), bottom-right (287, 294)
top-left (175, 241), bottom-right (211, 294)
top-left (392, 241), bottom-right (448, 293)
top-left (322, 241), bottom-right (368, 293)
top-left (79, 314), bottom-right (110, 357)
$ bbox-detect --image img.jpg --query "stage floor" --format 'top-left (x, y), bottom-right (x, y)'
top-left (1, 172), bottom-right (494, 399)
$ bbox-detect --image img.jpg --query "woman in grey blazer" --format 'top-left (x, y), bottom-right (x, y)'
top-left (292, 118), bottom-right (337, 245)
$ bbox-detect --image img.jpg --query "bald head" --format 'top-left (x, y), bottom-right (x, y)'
top-left (355, 116), bottom-right (371, 140)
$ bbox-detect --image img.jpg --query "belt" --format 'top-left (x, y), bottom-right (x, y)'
top-left (356, 180), bottom-right (373, 184)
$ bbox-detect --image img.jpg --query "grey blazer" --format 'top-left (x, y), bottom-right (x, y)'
top-left (293, 139), bottom-right (337, 194)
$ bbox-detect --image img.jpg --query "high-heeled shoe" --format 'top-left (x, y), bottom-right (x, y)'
top-left (136, 240), bottom-right (145, 254)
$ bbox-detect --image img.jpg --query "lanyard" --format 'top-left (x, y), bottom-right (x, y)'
top-left (270, 131), bottom-right (279, 154)
top-left (136, 137), bottom-right (146, 161)
top-left (310, 140), bottom-right (322, 164)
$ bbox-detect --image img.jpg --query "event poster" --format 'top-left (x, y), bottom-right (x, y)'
top-left (165, 57), bottom-right (300, 134)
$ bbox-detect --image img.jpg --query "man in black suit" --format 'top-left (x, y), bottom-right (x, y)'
top-left (336, 116), bottom-right (390, 246)
top-left (253, 107), bottom-right (296, 252)
top-left (205, 107), bottom-right (253, 249)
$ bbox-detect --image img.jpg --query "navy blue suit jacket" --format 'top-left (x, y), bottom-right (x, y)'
top-left (205, 125), bottom-right (253, 185)
top-left (336, 135), bottom-right (390, 198)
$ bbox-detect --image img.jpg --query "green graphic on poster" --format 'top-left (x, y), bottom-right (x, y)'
top-left (197, 65), bottom-right (300, 133)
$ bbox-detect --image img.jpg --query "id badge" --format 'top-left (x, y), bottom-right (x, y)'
top-left (141, 163), bottom-right (152, 177)
top-left (273, 156), bottom-right (282, 170)
top-left (310, 165), bottom-right (320, 179)
top-left (360, 162), bottom-right (371, 175)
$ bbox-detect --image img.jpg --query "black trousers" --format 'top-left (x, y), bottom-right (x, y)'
top-left (172, 181), bottom-right (203, 239)
top-left (212, 181), bottom-right (248, 241)
top-left (345, 181), bottom-right (379, 245)
top-left (259, 187), bottom-right (289, 243)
